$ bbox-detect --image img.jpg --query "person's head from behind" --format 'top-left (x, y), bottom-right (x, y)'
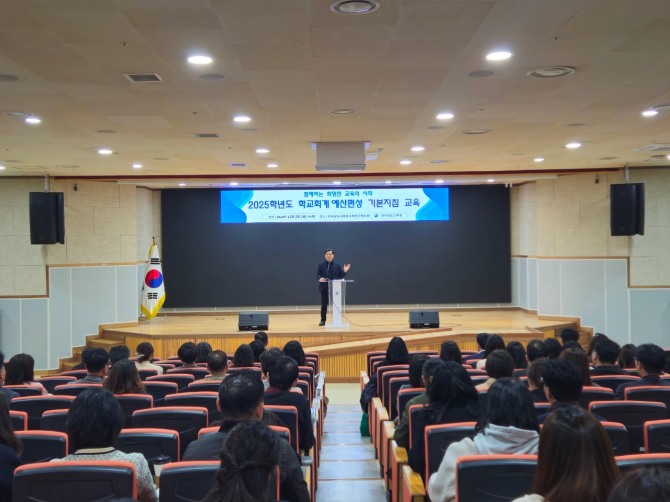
top-left (593, 338), bottom-right (621, 366)
top-left (560, 347), bottom-right (592, 386)
top-left (0, 394), bottom-right (22, 455)
top-left (526, 339), bottom-right (547, 363)
top-left (634, 343), bottom-right (666, 376)
top-left (439, 341), bottom-right (462, 364)
top-left (104, 358), bottom-right (144, 395)
top-left (607, 466), bottom-right (670, 502)
top-left (135, 342), bottom-right (155, 363)
top-left (268, 356), bottom-right (298, 391)
top-left (618, 344), bottom-right (636, 369)
top-left (534, 406), bottom-right (619, 501)
top-left (477, 377), bottom-right (539, 433)
top-left (207, 350), bottom-right (228, 377)
top-left (506, 341), bottom-right (528, 369)
top-left (83, 348), bottom-right (109, 375)
top-left (485, 349), bottom-right (515, 380)
top-left (0, 351), bottom-right (6, 385)
top-left (483, 334), bottom-right (505, 358)
top-left (5, 353), bottom-right (36, 385)
top-left (421, 358), bottom-right (446, 392)
top-left (427, 361), bottom-right (478, 411)
top-left (561, 340), bottom-right (582, 352)
top-left (476, 333), bottom-right (490, 351)
top-left (408, 354), bottom-right (430, 388)
top-left (587, 333), bottom-right (608, 359)
top-left (204, 421), bottom-right (280, 502)
top-left (249, 340), bottom-right (266, 362)
top-left (178, 342), bottom-right (198, 364)
top-left (254, 331), bottom-right (269, 347)
top-left (196, 342), bottom-right (213, 363)
top-left (218, 370), bottom-right (265, 421)
top-left (233, 344), bottom-right (254, 368)
top-left (527, 358), bottom-right (548, 392)
top-left (560, 328), bottom-right (580, 345)
top-left (259, 348), bottom-right (283, 377)
top-left (283, 340), bottom-right (306, 367)
top-left (109, 345), bottom-right (130, 367)
top-left (544, 338), bottom-right (562, 359)
top-left (542, 358), bottom-right (583, 403)
top-left (386, 337), bottom-right (409, 365)
top-left (67, 388), bottom-right (123, 451)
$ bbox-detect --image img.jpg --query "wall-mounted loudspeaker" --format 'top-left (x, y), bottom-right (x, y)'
top-left (610, 183), bottom-right (644, 236)
top-left (409, 309), bottom-right (440, 329)
top-left (238, 312), bottom-right (269, 331)
top-left (29, 192), bottom-right (65, 245)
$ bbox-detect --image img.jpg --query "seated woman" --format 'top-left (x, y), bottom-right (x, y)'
top-left (232, 344), bottom-right (255, 368)
top-left (50, 388), bottom-right (158, 502)
top-left (5, 353), bottom-right (48, 394)
top-left (360, 336), bottom-right (409, 412)
top-left (104, 359), bottom-right (146, 395)
top-left (283, 340), bottom-right (306, 367)
top-left (427, 378), bottom-right (540, 502)
top-left (0, 397), bottom-right (22, 501)
top-left (439, 341), bottom-right (462, 364)
top-left (202, 421), bottom-right (280, 502)
top-left (408, 361), bottom-right (481, 477)
top-left (134, 342), bottom-right (164, 375)
top-left (512, 406), bottom-right (620, 502)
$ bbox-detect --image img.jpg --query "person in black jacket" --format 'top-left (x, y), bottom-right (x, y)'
top-left (316, 249), bottom-right (350, 326)
top-left (360, 336), bottom-right (409, 412)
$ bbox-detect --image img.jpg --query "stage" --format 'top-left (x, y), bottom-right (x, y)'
top-left (89, 308), bottom-right (587, 381)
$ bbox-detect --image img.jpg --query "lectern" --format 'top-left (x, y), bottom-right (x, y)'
top-left (327, 279), bottom-right (354, 329)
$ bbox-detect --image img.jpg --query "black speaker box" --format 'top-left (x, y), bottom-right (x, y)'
top-left (409, 310), bottom-right (440, 329)
top-left (29, 192), bottom-right (65, 245)
top-left (238, 312), bottom-right (269, 331)
top-left (610, 183), bottom-right (644, 236)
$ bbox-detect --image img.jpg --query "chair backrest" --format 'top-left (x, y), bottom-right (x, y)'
top-left (590, 375), bottom-right (640, 392)
top-left (145, 381), bottom-right (179, 405)
top-left (366, 352), bottom-right (386, 376)
top-left (397, 388), bottom-right (423, 422)
top-left (388, 377), bottom-right (411, 421)
top-left (578, 386), bottom-right (614, 409)
top-left (146, 374), bottom-right (196, 392)
top-left (408, 404), bottom-right (428, 450)
top-left (534, 402), bottom-right (551, 414)
top-left (137, 369), bottom-right (159, 381)
top-left (117, 427), bottom-right (181, 466)
top-left (36, 376), bottom-right (77, 394)
top-left (197, 426), bottom-right (219, 438)
top-left (40, 409), bottom-right (69, 433)
top-left (3, 385), bottom-right (42, 397)
top-left (115, 394), bottom-right (154, 428)
top-left (132, 406), bottom-right (208, 458)
top-left (625, 386), bottom-right (670, 407)
top-left (456, 454), bottom-right (537, 502)
top-left (425, 422), bottom-right (477, 484)
top-left (157, 461), bottom-right (221, 502)
top-left (53, 384), bottom-right (102, 397)
top-left (644, 419), bottom-right (670, 453)
top-left (269, 425), bottom-right (291, 445)
top-left (602, 421), bottom-right (630, 456)
top-left (185, 380), bottom-right (222, 393)
top-left (166, 367), bottom-right (210, 380)
top-left (615, 453), bottom-right (670, 473)
top-left (10, 396), bottom-right (75, 429)
top-left (295, 380), bottom-right (311, 402)
top-left (16, 431), bottom-right (68, 464)
top-left (13, 460), bottom-right (136, 501)
top-left (376, 365), bottom-right (409, 397)
top-left (381, 370), bottom-right (408, 407)
top-left (163, 392), bottom-right (220, 423)
top-left (590, 400), bottom-right (668, 452)
top-left (58, 370), bottom-right (88, 378)
top-left (10, 410), bottom-right (28, 431)
top-left (264, 405), bottom-right (299, 453)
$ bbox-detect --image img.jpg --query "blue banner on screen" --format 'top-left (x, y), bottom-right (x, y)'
top-left (220, 187), bottom-right (449, 223)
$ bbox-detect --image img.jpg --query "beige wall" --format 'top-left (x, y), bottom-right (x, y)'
top-left (0, 179), bottom-right (160, 296)
top-left (512, 169), bottom-right (670, 286)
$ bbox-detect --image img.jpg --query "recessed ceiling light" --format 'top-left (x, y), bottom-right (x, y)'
top-left (187, 55), bottom-right (213, 65)
top-left (666, 155), bottom-right (670, 160)
top-left (436, 112), bottom-right (454, 120)
top-left (534, 157), bottom-right (544, 163)
top-left (411, 146), bottom-right (425, 152)
top-left (330, 0), bottom-right (379, 15)
top-left (256, 148), bottom-right (270, 154)
top-left (330, 109), bottom-right (356, 115)
top-left (486, 51), bottom-right (512, 61)
top-left (435, 179), bottom-right (444, 184)
top-left (0, 165), bottom-right (5, 171)
top-left (98, 148), bottom-right (113, 155)
top-left (229, 182), bottom-right (239, 187)
top-left (178, 183), bottom-right (186, 187)
top-left (642, 109), bottom-right (658, 117)
top-left (267, 163), bottom-right (278, 168)
top-left (25, 116), bottom-right (41, 124)
top-left (527, 66), bottom-right (576, 79)
top-left (132, 163), bottom-right (143, 169)
top-left (565, 142), bottom-right (582, 149)
top-left (282, 181), bottom-right (290, 185)
top-left (400, 160), bottom-right (412, 165)
top-left (385, 180), bottom-right (392, 184)
top-left (233, 115), bottom-right (251, 123)
top-left (487, 178), bottom-right (495, 183)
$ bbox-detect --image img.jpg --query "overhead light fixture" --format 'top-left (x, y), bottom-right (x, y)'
top-left (486, 51), bottom-right (512, 61)
top-left (385, 180), bottom-right (392, 184)
top-left (132, 163), bottom-right (143, 169)
top-left (487, 178), bottom-right (495, 183)
top-left (25, 116), bottom-right (41, 124)
top-left (435, 179), bottom-right (444, 184)
top-left (667, 155), bottom-right (670, 160)
top-left (98, 148), bottom-right (113, 155)
top-left (400, 160), bottom-right (412, 165)
top-left (187, 55), bottom-right (213, 65)
top-left (255, 148), bottom-right (270, 154)
top-left (565, 142), bottom-right (582, 149)
top-left (267, 163), bottom-right (278, 168)
top-left (0, 165), bottom-right (5, 171)
top-left (233, 115), bottom-right (251, 123)
top-left (534, 157), bottom-right (544, 163)
top-left (411, 146), bottom-right (425, 152)
top-left (642, 109), bottom-right (658, 117)
top-left (230, 182), bottom-right (239, 186)
top-left (330, 0), bottom-right (380, 15)
top-left (333, 181), bottom-right (342, 185)
top-left (436, 112), bottom-right (454, 120)
top-left (178, 183), bottom-right (186, 187)
top-left (526, 66), bottom-right (576, 79)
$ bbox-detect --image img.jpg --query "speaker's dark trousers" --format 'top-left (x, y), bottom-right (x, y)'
top-left (320, 287), bottom-right (329, 323)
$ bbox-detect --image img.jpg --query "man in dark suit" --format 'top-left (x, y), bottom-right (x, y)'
top-left (591, 338), bottom-right (627, 376)
top-left (316, 248), bottom-right (350, 326)
top-left (182, 370), bottom-right (309, 502)
top-left (615, 343), bottom-right (670, 399)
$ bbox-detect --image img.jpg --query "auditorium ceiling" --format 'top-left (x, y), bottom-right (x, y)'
top-left (0, 0), bottom-right (669, 188)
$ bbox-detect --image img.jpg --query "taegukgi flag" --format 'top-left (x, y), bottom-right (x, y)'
top-left (141, 242), bottom-right (165, 319)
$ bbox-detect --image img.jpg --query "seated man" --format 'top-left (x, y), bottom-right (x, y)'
top-left (203, 350), bottom-right (228, 381)
top-left (73, 348), bottom-right (109, 383)
top-left (538, 358), bottom-right (583, 423)
top-left (526, 339), bottom-right (547, 363)
top-left (615, 343), bottom-right (670, 399)
top-left (177, 342), bottom-right (198, 368)
top-left (560, 328), bottom-right (580, 347)
top-left (463, 333), bottom-right (489, 362)
top-left (109, 345), bottom-right (130, 367)
top-left (263, 356), bottom-right (315, 454)
top-left (476, 349), bottom-right (515, 390)
top-left (591, 338), bottom-right (627, 376)
top-left (260, 348), bottom-right (284, 390)
top-left (182, 370), bottom-right (309, 502)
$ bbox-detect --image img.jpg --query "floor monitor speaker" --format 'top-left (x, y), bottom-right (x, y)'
top-left (238, 312), bottom-right (269, 331)
top-left (409, 310), bottom-right (440, 329)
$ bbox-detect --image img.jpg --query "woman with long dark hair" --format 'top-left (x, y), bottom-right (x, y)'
top-left (476, 334), bottom-right (505, 370)
top-left (104, 359), bottom-right (146, 395)
top-left (5, 353), bottom-right (48, 394)
top-left (439, 341), bottom-right (462, 364)
top-left (360, 336), bottom-right (409, 412)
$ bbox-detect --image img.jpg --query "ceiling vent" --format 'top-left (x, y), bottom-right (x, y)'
top-left (312, 141), bottom-right (368, 171)
top-left (195, 133), bottom-right (219, 138)
top-left (123, 73), bottom-right (163, 83)
top-left (636, 144), bottom-right (670, 152)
